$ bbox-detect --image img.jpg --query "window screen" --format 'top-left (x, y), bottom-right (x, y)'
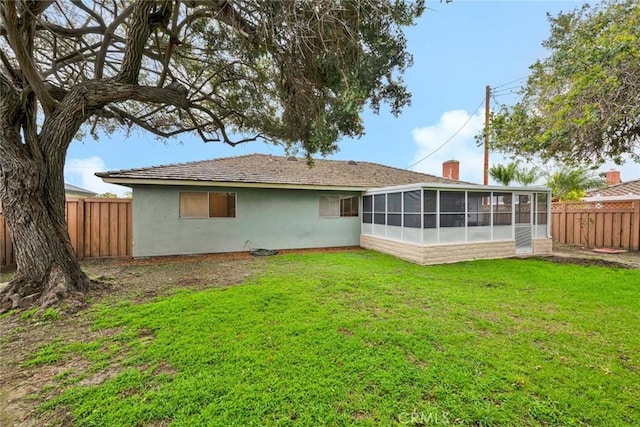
top-left (492, 192), bottom-right (512, 225)
top-left (467, 192), bottom-right (490, 227)
top-left (535, 193), bottom-right (548, 225)
top-left (403, 190), bottom-right (421, 228)
top-left (440, 191), bottom-right (465, 213)
top-left (440, 191), bottom-right (465, 228)
top-left (423, 190), bottom-right (437, 212)
top-left (362, 195), bottom-right (373, 224)
top-left (387, 192), bottom-right (401, 226)
top-left (374, 194), bottom-right (386, 225)
top-left (423, 190), bottom-right (437, 229)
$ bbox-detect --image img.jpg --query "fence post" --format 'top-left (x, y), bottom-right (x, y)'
top-left (633, 200), bottom-right (640, 251)
top-left (560, 202), bottom-right (567, 244)
top-left (127, 201), bottom-right (133, 257)
top-left (77, 199), bottom-right (85, 260)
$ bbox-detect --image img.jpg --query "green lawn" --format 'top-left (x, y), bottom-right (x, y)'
top-left (25, 251), bottom-right (640, 425)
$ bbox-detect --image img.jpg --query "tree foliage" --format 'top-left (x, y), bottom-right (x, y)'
top-left (0, 0), bottom-right (425, 311)
top-left (544, 167), bottom-right (605, 201)
top-left (514, 164), bottom-right (539, 186)
top-left (1, 0), bottom-right (425, 157)
top-left (489, 162), bottom-right (518, 186)
top-left (489, 161), bottom-right (539, 186)
top-left (486, 0), bottom-right (640, 165)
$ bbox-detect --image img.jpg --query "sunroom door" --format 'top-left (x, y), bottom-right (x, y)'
top-left (514, 194), bottom-right (533, 254)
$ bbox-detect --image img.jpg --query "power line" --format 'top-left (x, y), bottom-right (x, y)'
top-left (492, 89), bottom-right (522, 97)
top-left (491, 76), bottom-right (527, 90)
top-left (407, 98), bottom-right (485, 170)
top-left (492, 85), bottom-right (523, 95)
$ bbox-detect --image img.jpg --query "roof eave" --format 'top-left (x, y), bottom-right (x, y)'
top-left (99, 177), bottom-right (369, 192)
top-left (365, 182), bottom-right (551, 193)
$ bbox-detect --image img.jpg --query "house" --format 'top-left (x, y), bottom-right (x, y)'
top-left (65, 183), bottom-right (97, 198)
top-left (584, 169), bottom-right (640, 201)
top-left (97, 154), bottom-right (553, 265)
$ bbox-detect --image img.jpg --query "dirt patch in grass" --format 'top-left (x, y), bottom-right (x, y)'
top-left (541, 255), bottom-right (634, 269)
top-left (551, 243), bottom-right (640, 269)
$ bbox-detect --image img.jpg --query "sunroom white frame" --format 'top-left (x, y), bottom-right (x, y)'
top-left (360, 183), bottom-right (552, 264)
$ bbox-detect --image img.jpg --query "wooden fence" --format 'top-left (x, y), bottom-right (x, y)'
top-left (551, 199), bottom-right (640, 251)
top-left (1, 198), bottom-right (132, 269)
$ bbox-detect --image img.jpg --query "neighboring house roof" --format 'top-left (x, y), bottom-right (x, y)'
top-left (65, 182), bottom-right (97, 197)
top-left (585, 179), bottom-right (640, 198)
top-left (97, 154), bottom-right (467, 190)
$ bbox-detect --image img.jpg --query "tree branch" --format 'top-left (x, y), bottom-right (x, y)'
top-left (0, 72), bottom-right (22, 130)
top-left (105, 105), bottom-right (200, 138)
top-left (116, 1), bottom-right (171, 84)
top-left (1, 1), bottom-right (56, 113)
top-left (0, 49), bottom-right (19, 84)
top-left (82, 81), bottom-right (190, 110)
top-left (70, 0), bottom-right (106, 30)
top-left (192, 0), bottom-right (258, 43)
top-left (94, 2), bottom-right (135, 79)
top-left (158, 0), bottom-right (181, 88)
top-left (37, 23), bottom-right (105, 37)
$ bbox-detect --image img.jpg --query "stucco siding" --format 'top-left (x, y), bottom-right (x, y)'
top-left (132, 185), bottom-right (361, 257)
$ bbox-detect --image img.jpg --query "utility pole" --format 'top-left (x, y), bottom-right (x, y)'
top-left (483, 85), bottom-right (490, 185)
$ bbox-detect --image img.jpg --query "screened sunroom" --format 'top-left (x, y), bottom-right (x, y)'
top-left (360, 183), bottom-right (553, 265)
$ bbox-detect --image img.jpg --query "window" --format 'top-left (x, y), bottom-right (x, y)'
top-left (535, 193), bottom-right (548, 225)
top-left (467, 192), bottom-right (490, 226)
top-left (403, 190), bottom-right (421, 228)
top-left (362, 195), bottom-right (373, 224)
top-left (320, 195), bottom-right (359, 218)
top-left (340, 196), bottom-right (359, 217)
top-left (534, 193), bottom-right (549, 238)
top-left (440, 191), bottom-right (465, 228)
top-left (374, 194), bottom-right (386, 225)
top-left (387, 192), bottom-right (402, 226)
top-left (180, 192), bottom-right (236, 218)
top-left (492, 192), bottom-right (512, 226)
top-left (423, 190), bottom-right (437, 229)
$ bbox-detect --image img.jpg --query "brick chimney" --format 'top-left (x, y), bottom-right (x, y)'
top-left (442, 160), bottom-right (460, 181)
top-left (605, 169), bottom-right (621, 185)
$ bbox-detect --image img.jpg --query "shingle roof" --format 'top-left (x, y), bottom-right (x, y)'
top-left (97, 154), bottom-right (464, 189)
top-left (64, 183), bottom-right (96, 196)
top-left (586, 179), bottom-right (640, 197)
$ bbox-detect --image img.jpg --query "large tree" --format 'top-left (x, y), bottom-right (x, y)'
top-left (0, 0), bottom-right (425, 311)
top-left (487, 0), bottom-right (640, 165)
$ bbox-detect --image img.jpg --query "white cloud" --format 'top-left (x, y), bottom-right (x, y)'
top-left (65, 157), bottom-right (128, 196)
top-left (410, 109), bottom-right (507, 184)
top-left (410, 109), bottom-right (640, 187)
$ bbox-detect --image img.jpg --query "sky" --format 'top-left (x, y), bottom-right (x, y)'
top-left (65, 0), bottom-right (639, 196)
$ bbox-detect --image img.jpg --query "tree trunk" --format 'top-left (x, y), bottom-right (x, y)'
top-left (0, 154), bottom-right (91, 313)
